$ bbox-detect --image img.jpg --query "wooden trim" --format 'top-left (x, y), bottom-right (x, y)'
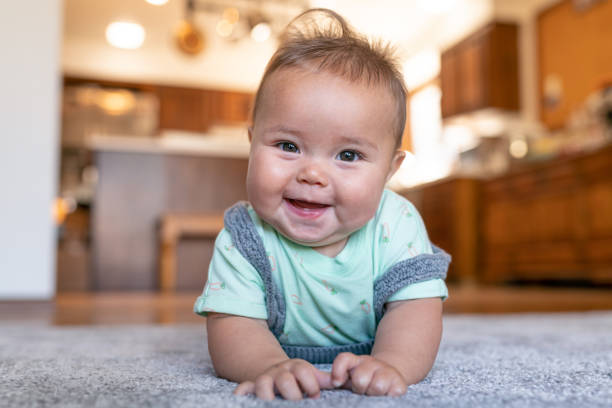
top-left (159, 214), bottom-right (224, 292)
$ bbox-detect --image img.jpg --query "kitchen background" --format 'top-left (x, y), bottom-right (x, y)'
top-left (1, 0), bottom-right (611, 302)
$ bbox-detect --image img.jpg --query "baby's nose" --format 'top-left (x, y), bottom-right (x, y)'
top-left (297, 161), bottom-right (329, 187)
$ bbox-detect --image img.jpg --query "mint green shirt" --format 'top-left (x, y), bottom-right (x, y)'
top-left (194, 189), bottom-right (448, 347)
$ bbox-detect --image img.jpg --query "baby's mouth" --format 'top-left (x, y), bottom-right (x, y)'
top-left (286, 198), bottom-right (329, 211)
top-left (287, 199), bottom-right (330, 209)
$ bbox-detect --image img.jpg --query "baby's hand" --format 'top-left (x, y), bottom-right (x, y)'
top-left (233, 358), bottom-right (333, 400)
top-left (331, 352), bottom-right (407, 396)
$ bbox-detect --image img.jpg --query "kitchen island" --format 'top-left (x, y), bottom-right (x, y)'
top-left (89, 134), bottom-right (249, 291)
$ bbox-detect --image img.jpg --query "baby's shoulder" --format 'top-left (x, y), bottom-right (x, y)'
top-left (375, 189), bottom-right (418, 223)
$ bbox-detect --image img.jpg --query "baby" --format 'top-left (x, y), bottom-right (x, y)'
top-left (194, 8), bottom-right (450, 400)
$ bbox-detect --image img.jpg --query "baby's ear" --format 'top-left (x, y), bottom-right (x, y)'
top-left (386, 150), bottom-right (406, 181)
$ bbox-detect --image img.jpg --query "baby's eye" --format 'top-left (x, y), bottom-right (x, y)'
top-left (337, 150), bottom-right (360, 162)
top-left (278, 142), bottom-right (299, 153)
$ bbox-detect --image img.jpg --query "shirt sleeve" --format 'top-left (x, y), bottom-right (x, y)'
top-left (193, 228), bottom-right (268, 319)
top-left (387, 278), bottom-right (448, 301)
top-left (375, 190), bottom-right (448, 301)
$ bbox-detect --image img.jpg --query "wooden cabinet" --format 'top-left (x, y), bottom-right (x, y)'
top-left (538, 0), bottom-right (612, 129)
top-left (400, 178), bottom-right (480, 284)
top-left (481, 144), bottom-right (612, 284)
top-left (157, 85), bottom-right (211, 132)
top-left (155, 86), bottom-right (254, 132)
top-left (208, 90), bottom-right (253, 124)
top-left (63, 76), bottom-right (254, 134)
top-left (440, 22), bottom-right (519, 118)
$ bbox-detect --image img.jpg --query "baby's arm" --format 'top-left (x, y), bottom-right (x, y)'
top-left (331, 297), bottom-right (443, 396)
top-left (207, 313), bottom-right (332, 400)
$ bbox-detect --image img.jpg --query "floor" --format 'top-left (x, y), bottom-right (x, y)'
top-left (1, 284), bottom-right (611, 325)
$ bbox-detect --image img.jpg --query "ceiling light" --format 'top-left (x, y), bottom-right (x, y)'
top-left (146, 0), bottom-right (169, 5)
top-left (251, 22), bottom-right (271, 42)
top-left (216, 19), bottom-right (234, 37)
top-left (105, 21), bottom-right (145, 49)
top-left (509, 139), bottom-right (528, 158)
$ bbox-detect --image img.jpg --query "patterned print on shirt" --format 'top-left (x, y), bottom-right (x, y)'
top-left (320, 324), bottom-right (338, 334)
top-left (381, 222), bottom-right (390, 243)
top-left (321, 280), bottom-right (338, 295)
top-left (401, 203), bottom-right (413, 218)
top-left (407, 241), bottom-right (418, 257)
top-left (266, 252), bottom-right (277, 272)
top-left (360, 299), bottom-right (371, 314)
top-left (291, 294), bottom-right (303, 305)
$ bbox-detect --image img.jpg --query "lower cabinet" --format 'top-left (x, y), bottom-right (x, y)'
top-left (481, 145), bottom-right (612, 284)
top-left (400, 144), bottom-right (612, 285)
top-left (399, 178), bottom-right (480, 284)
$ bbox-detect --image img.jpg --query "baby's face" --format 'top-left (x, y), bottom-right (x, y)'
top-left (247, 67), bottom-right (404, 257)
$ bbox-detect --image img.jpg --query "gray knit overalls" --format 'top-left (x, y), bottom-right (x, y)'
top-left (224, 202), bottom-right (451, 364)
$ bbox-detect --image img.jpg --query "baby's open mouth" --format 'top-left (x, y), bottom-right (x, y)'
top-left (287, 199), bottom-right (330, 209)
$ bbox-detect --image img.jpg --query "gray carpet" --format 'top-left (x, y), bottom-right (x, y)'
top-left (1, 312), bottom-right (611, 407)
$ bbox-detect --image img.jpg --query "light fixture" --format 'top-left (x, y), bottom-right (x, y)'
top-left (250, 21), bottom-right (271, 42)
top-left (105, 21), bottom-right (146, 49)
top-left (509, 139), bottom-right (528, 159)
top-left (175, 0), bottom-right (206, 55)
top-left (146, 0), bottom-right (169, 5)
top-left (175, 20), bottom-right (205, 55)
top-left (178, 0), bottom-right (307, 46)
top-left (216, 7), bottom-right (240, 37)
top-left (95, 90), bottom-right (136, 116)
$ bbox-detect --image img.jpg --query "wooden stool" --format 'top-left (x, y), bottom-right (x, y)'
top-left (159, 213), bottom-right (224, 292)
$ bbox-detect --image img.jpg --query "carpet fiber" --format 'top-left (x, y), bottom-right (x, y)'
top-left (1, 312), bottom-right (611, 407)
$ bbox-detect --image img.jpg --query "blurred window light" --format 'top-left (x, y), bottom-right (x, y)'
top-left (417, 0), bottom-right (459, 14)
top-left (251, 22), bottom-right (271, 42)
top-left (146, 0), bottom-right (169, 5)
top-left (472, 113), bottom-right (506, 137)
top-left (403, 48), bottom-right (441, 91)
top-left (410, 85), bottom-right (452, 183)
top-left (443, 124), bottom-right (478, 152)
top-left (389, 85), bottom-right (452, 189)
top-left (106, 21), bottom-right (146, 49)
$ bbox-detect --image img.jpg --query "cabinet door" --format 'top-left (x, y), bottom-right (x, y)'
top-left (440, 50), bottom-right (458, 118)
top-left (457, 37), bottom-right (486, 112)
top-left (213, 91), bottom-right (253, 124)
top-left (158, 86), bottom-right (208, 132)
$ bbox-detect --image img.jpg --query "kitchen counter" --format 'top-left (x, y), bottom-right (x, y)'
top-left (87, 130), bottom-right (251, 158)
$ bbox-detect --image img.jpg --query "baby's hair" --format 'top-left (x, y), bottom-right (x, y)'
top-left (251, 8), bottom-right (408, 149)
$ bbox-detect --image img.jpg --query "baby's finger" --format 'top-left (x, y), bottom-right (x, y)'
top-left (388, 376), bottom-right (407, 397)
top-left (254, 375), bottom-right (276, 401)
top-left (313, 368), bottom-right (334, 390)
top-left (294, 366), bottom-right (321, 398)
top-left (275, 371), bottom-right (303, 400)
top-left (233, 381), bottom-right (255, 396)
top-left (331, 352), bottom-right (360, 387)
top-left (365, 369), bottom-right (392, 396)
top-left (350, 362), bottom-right (376, 395)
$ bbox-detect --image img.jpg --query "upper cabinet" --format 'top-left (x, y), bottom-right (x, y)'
top-left (440, 22), bottom-right (519, 118)
top-left (63, 76), bottom-right (254, 136)
top-left (538, 0), bottom-right (612, 129)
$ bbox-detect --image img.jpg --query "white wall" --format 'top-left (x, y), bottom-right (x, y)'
top-left (0, 1), bottom-right (62, 299)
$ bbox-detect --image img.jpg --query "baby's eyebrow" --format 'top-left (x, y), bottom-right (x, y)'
top-left (336, 135), bottom-right (378, 152)
top-left (263, 125), bottom-right (302, 136)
